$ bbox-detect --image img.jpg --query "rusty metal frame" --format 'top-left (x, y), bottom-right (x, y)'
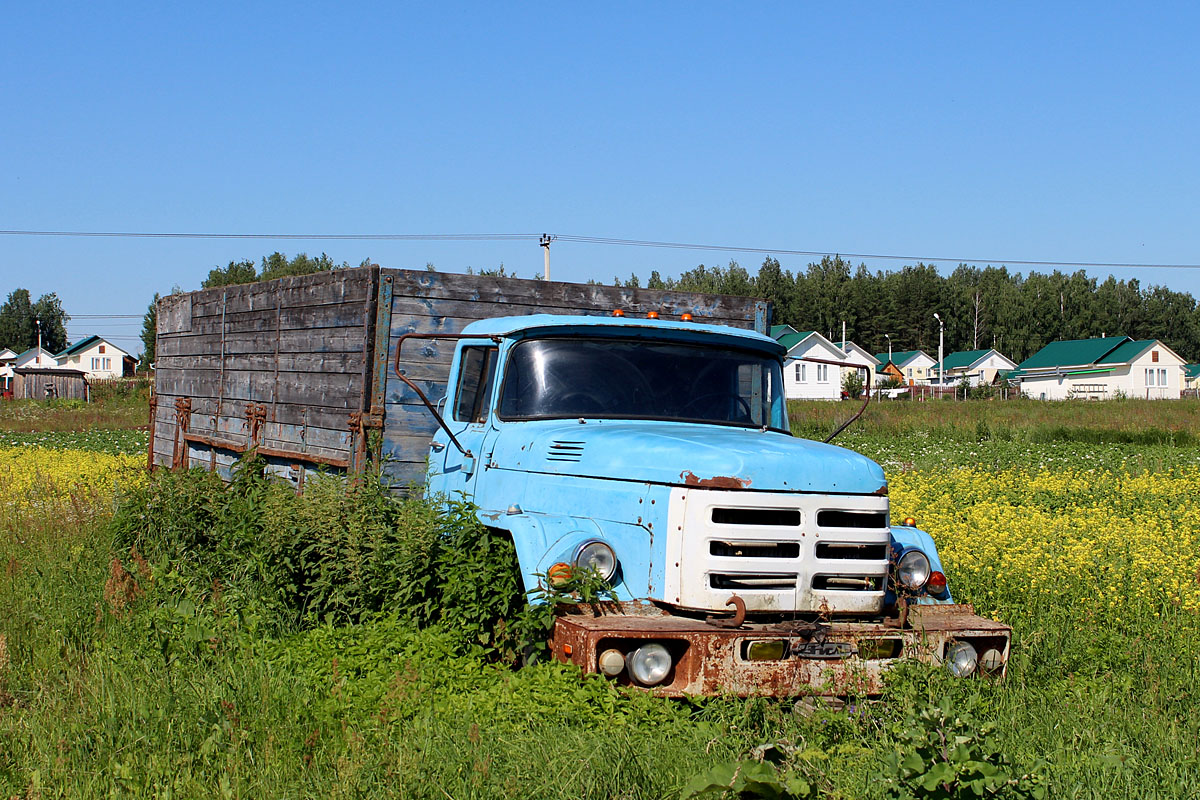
top-left (392, 331), bottom-right (501, 458)
top-left (552, 601), bottom-right (1011, 697)
top-left (171, 398), bottom-right (192, 469)
top-left (181, 431), bottom-right (350, 469)
top-left (146, 393), bottom-right (157, 472)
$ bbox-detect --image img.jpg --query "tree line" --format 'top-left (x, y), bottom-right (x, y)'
top-left (612, 256), bottom-right (1200, 364)
top-left (132, 251), bottom-right (1200, 367)
top-left (0, 289), bottom-right (70, 355)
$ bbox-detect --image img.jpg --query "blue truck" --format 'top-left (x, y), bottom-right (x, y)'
top-left (153, 267), bottom-right (1010, 697)
top-left (406, 313), bottom-right (1011, 696)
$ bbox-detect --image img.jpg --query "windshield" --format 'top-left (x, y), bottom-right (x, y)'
top-left (497, 337), bottom-right (790, 432)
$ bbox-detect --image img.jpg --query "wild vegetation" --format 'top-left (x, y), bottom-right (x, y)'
top-left (2, 400), bottom-right (1199, 797)
top-left (0, 379), bottom-right (150, 435)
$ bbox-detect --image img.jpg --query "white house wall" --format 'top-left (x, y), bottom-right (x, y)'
top-left (902, 355), bottom-right (936, 385)
top-left (782, 338), bottom-right (846, 400)
top-left (1127, 349), bottom-right (1183, 399)
top-left (1022, 361), bottom-right (1183, 400)
top-left (837, 346), bottom-right (877, 389)
top-left (58, 341), bottom-right (129, 379)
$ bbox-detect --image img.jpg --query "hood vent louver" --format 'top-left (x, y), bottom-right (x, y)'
top-left (547, 440), bottom-right (586, 462)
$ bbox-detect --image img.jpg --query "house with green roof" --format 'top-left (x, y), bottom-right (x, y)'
top-left (55, 335), bottom-right (134, 379)
top-left (1184, 364), bottom-right (1200, 393)
top-left (1014, 337), bottom-right (1185, 400)
top-left (871, 349), bottom-right (935, 385)
top-left (834, 341), bottom-right (881, 389)
top-left (936, 348), bottom-right (1018, 387)
top-left (771, 327), bottom-right (851, 400)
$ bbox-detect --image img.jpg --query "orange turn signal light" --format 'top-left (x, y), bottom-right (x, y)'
top-left (927, 571), bottom-right (947, 594)
top-left (612, 309), bottom-right (625, 317)
top-left (647, 311), bottom-right (659, 319)
top-left (680, 313), bottom-right (693, 322)
top-left (903, 516), bottom-right (916, 527)
top-left (547, 562), bottom-right (573, 587)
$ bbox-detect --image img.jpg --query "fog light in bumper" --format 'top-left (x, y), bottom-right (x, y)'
top-left (979, 647), bottom-right (1005, 674)
top-left (944, 641), bottom-right (979, 677)
top-left (598, 648), bottom-right (625, 677)
top-left (628, 643), bottom-right (672, 686)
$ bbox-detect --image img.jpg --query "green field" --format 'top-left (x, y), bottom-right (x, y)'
top-left (2, 400), bottom-right (1199, 798)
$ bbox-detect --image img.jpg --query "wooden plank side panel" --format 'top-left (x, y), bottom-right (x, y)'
top-left (153, 267), bottom-right (377, 475)
top-left (158, 330), bottom-right (367, 358)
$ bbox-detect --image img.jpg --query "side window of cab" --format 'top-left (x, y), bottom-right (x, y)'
top-left (453, 346), bottom-right (499, 423)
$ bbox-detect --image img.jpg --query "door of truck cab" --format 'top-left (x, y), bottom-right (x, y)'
top-left (429, 340), bottom-right (500, 498)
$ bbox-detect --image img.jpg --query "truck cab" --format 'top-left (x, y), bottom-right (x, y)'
top-left (415, 314), bottom-right (1010, 696)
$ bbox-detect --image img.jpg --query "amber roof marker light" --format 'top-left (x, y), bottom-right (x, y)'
top-left (680, 313), bottom-right (693, 322)
top-left (646, 311), bottom-right (659, 319)
top-left (612, 309), bottom-right (625, 317)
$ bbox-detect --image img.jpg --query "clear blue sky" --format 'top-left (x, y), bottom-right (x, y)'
top-left (2, 2), bottom-right (1198, 353)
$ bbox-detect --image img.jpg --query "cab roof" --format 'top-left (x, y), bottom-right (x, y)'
top-left (458, 314), bottom-right (784, 355)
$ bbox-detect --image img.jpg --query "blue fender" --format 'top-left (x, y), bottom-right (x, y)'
top-left (888, 525), bottom-right (954, 604)
top-left (485, 511), bottom-right (651, 602)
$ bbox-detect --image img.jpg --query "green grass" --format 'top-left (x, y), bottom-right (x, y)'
top-left (790, 396), bottom-right (1200, 442)
top-left (4, 404), bottom-right (1200, 797)
top-left (0, 379), bottom-right (150, 434)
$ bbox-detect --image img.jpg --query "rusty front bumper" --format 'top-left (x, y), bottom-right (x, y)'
top-left (550, 603), bottom-right (1011, 697)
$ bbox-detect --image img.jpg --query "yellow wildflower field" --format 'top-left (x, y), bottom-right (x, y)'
top-left (0, 445), bottom-right (147, 517)
top-left (891, 466), bottom-right (1200, 616)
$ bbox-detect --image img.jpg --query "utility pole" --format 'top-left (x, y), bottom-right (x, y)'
top-left (539, 234), bottom-right (555, 281)
top-left (884, 333), bottom-right (891, 362)
top-left (933, 313), bottom-right (944, 391)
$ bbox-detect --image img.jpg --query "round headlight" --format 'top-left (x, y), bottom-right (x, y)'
top-left (896, 550), bottom-right (931, 591)
top-left (575, 540), bottom-right (618, 582)
top-left (628, 643), bottom-right (672, 686)
top-left (944, 641), bottom-right (978, 677)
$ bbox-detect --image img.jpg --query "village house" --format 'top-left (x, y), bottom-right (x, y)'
top-left (0, 347), bottom-right (17, 394)
top-left (1012, 337), bottom-right (1186, 400)
top-left (834, 341), bottom-right (881, 391)
top-left (935, 348), bottom-right (1019, 387)
top-left (771, 325), bottom-right (848, 400)
top-left (10, 345), bottom-right (59, 370)
top-left (1185, 364), bottom-right (1200, 394)
top-left (54, 335), bottom-right (134, 379)
top-left (872, 349), bottom-right (936, 386)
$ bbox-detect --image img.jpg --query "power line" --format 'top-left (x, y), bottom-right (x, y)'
top-left (552, 234), bottom-right (1200, 271)
top-left (0, 230), bottom-right (535, 242)
top-left (1, 228), bottom-right (1197, 271)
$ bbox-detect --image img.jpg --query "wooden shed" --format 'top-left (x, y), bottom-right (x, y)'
top-left (13, 367), bottom-right (89, 400)
top-left (151, 266), bottom-right (770, 489)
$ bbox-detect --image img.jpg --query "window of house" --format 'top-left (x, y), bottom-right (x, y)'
top-left (1159, 368), bottom-right (1168, 386)
top-left (1146, 368), bottom-right (1156, 386)
top-left (801, 364), bottom-right (807, 381)
top-left (1152, 350), bottom-right (1159, 363)
top-left (99, 345), bottom-right (106, 354)
top-left (817, 364), bottom-right (829, 383)
top-left (907, 368), bottom-right (912, 378)
top-left (453, 346), bottom-right (499, 423)
top-left (794, 363), bottom-right (802, 381)
top-left (91, 357), bottom-right (112, 371)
